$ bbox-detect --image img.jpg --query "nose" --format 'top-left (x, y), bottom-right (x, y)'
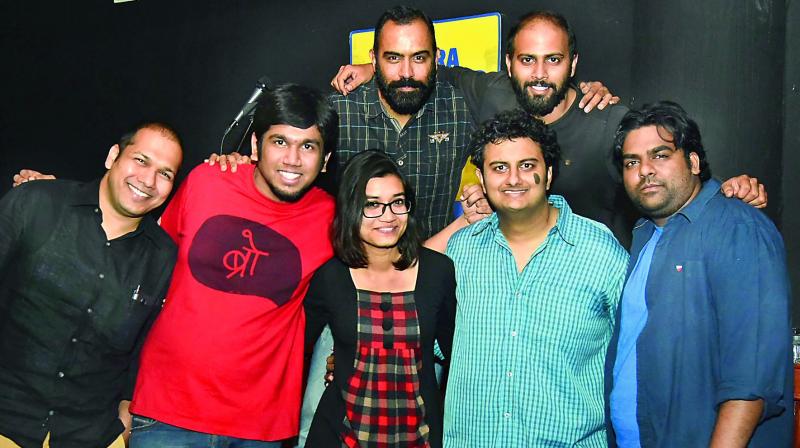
top-left (507, 166), bottom-right (521, 185)
top-left (638, 159), bottom-right (655, 179)
top-left (141, 168), bottom-right (157, 188)
top-left (378, 205), bottom-right (398, 221)
top-left (399, 59), bottom-right (413, 79)
top-left (283, 146), bottom-right (301, 166)
top-left (532, 61), bottom-right (547, 81)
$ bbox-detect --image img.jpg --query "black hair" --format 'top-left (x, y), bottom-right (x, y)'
top-left (470, 109), bottom-right (561, 182)
top-left (118, 122), bottom-right (182, 154)
top-left (333, 150), bottom-right (421, 270)
top-left (613, 101), bottom-right (712, 182)
top-left (506, 10), bottom-right (577, 61)
top-left (252, 83), bottom-right (339, 157)
top-left (373, 5), bottom-right (437, 54)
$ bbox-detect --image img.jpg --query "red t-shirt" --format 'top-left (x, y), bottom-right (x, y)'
top-left (130, 163), bottom-right (334, 441)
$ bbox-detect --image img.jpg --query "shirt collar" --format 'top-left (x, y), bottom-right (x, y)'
top-left (68, 178), bottom-right (102, 206)
top-left (362, 78), bottom-right (437, 120)
top-left (469, 194), bottom-right (577, 246)
top-left (636, 178), bottom-right (721, 227)
top-left (67, 177), bottom-right (164, 244)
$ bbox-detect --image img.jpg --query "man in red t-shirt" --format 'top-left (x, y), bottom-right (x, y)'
top-left (128, 84), bottom-right (339, 447)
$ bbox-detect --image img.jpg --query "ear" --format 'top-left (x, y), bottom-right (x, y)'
top-left (476, 168), bottom-right (486, 194)
top-left (250, 133), bottom-right (260, 162)
top-left (321, 152), bottom-right (332, 173)
top-left (370, 48), bottom-right (377, 70)
top-left (689, 152), bottom-right (701, 175)
top-left (545, 165), bottom-right (554, 190)
top-left (505, 54), bottom-right (513, 78)
top-left (570, 53), bottom-right (579, 78)
top-left (105, 144), bottom-right (121, 170)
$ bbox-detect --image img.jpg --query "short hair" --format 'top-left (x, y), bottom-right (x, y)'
top-left (252, 83), bottom-right (339, 156)
top-left (118, 122), bottom-right (182, 154)
top-left (373, 5), bottom-right (437, 54)
top-left (470, 109), bottom-right (561, 182)
top-left (613, 101), bottom-right (712, 182)
top-left (506, 10), bottom-right (577, 61)
top-left (333, 150), bottom-right (421, 270)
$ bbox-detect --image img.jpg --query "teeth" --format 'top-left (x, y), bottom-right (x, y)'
top-left (128, 184), bottom-right (150, 198)
top-left (279, 171), bottom-right (300, 180)
top-left (531, 85), bottom-right (549, 91)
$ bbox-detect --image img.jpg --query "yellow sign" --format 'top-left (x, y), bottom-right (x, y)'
top-left (350, 13), bottom-right (502, 198)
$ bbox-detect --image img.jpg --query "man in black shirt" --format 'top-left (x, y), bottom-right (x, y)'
top-left (0, 123), bottom-right (183, 448)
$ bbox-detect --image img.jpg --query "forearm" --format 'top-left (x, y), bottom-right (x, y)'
top-left (709, 399), bottom-right (763, 448)
top-left (424, 216), bottom-right (468, 254)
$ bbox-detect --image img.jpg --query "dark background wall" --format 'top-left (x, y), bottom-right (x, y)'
top-left (1, 0), bottom-right (796, 318)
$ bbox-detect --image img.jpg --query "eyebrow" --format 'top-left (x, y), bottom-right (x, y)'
top-left (366, 192), bottom-right (406, 199)
top-left (268, 133), bottom-right (321, 146)
top-left (382, 50), bottom-right (432, 57)
top-left (622, 145), bottom-right (675, 159)
top-left (517, 51), bottom-right (565, 59)
top-left (132, 151), bottom-right (176, 174)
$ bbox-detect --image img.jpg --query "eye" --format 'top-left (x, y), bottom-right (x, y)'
top-left (302, 143), bottom-right (316, 152)
top-left (386, 55), bottom-right (399, 62)
top-left (492, 164), bottom-right (508, 173)
top-left (520, 56), bottom-right (533, 65)
top-left (392, 198), bottom-right (406, 206)
top-left (623, 160), bottom-right (638, 169)
top-left (520, 162), bottom-right (535, 170)
top-left (134, 157), bottom-right (146, 165)
top-left (159, 171), bottom-right (173, 181)
top-left (653, 152), bottom-right (669, 160)
top-left (546, 56), bottom-right (561, 64)
top-left (364, 201), bottom-right (382, 210)
top-left (413, 54), bottom-right (427, 62)
top-left (273, 138), bottom-right (286, 146)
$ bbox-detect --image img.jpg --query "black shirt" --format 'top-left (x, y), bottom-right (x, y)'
top-left (0, 179), bottom-right (177, 448)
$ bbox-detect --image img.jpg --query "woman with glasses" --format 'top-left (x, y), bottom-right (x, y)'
top-left (304, 150), bottom-right (456, 448)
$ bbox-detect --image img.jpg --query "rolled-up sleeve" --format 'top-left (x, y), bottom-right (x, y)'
top-left (708, 218), bottom-right (791, 421)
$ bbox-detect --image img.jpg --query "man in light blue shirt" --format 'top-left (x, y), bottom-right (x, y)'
top-left (445, 109), bottom-right (628, 447)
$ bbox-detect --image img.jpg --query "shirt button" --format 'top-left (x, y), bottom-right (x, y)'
top-left (506, 371), bottom-right (513, 378)
top-left (564, 159), bottom-right (572, 166)
top-left (516, 292), bottom-right (521, 300)
top-left (397, 159), bottom-right (404, 166)
top-left (98, 273), bottom-right (104, 279)
top-left (105, 242), bottom-right (111, 247)
top-left (48, 410), bottom-right (55, 416)
top-left (87, 308), bottom-right (93, 314)
top-left (94, 208), bottom-right (99, 213)
top-left (71, 338), bottom-right (77, 343)
top-left (57, 371), bottom-right (65, 378)
top-left (503, 412), bottom-right (511, 419)
top-left (510, 330), bottom-right (518, 337)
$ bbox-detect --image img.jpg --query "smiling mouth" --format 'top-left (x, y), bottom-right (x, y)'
top-left (278, 171), bottom-right (301, 182)
top-left (127, 183), bottom-right (152, 199)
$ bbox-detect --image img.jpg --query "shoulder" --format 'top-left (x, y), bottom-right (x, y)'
top-left (564, 210), bottom-right (628, 261)
top-left (11, 178), bottom-right (81, 198)
top-left (142, 216), bottom-right (179, 255)
top-left (419, 246), bottom-right (455, 271)
top-left (701, 190), bottom-right (780, 235)
top-left (311, 256), bottom-right (349, 282)
top-left (304, 187), bottom-right (335, 213)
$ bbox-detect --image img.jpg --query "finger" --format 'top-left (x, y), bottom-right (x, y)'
top-left (218, 156), bottom-right (228, 172)
top-left (596, 93), bottom-right (614, 110)
top-left (741, 177), bottom-right (760, 203)
top-left (755, 185), bottom-right (768, 208)
top-left (609, 95), bottom-right (620, 105)
top-left (583, 93), bottom-right (603, 113)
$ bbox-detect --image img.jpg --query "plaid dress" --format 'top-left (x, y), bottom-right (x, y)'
top-left (340, 290), bottom-right (430, 448)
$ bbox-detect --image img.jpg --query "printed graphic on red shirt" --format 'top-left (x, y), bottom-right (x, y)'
top-left (188, 215), bottom-right (301, 305)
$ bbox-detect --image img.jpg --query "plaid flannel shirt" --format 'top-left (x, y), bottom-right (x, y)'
top-left (329, 77), bottom-right (473, 239)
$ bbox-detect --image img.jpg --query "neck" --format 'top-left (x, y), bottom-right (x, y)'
top-left (378, 91), bottom-right (413, 128)
top-left (540, 87), bottom-right (577, 125)
top-left (98, 174), bottom-right (142, 240)
top-left (653, 178), bottom-right (703, 227)
top-left (364, 244), bottom-right (401, 271)
top-left (499, 201), bottom-right (557, 243)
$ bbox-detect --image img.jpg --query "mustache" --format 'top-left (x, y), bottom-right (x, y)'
top-left (387, 78), bottom-right (427, 90)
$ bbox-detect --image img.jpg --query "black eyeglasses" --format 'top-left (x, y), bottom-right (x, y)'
top-left (362, 199), bottom-right (411, 218)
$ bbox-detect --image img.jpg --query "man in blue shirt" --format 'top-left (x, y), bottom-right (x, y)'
top-left (607, 101), bottom-right (792, 447)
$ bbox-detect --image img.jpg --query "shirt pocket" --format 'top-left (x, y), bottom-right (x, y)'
top-left (95, 285), bottom-right (161, 353)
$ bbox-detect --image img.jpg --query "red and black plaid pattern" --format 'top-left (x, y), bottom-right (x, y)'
top-left (341, 290), bottom-right (430, 448)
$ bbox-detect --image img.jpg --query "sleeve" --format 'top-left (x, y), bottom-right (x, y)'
top-left (708, 215), bottom-right (791, 421)
top-left (0, 186), bottom-right (28, 276)
top-left (437, 66), bottom-right (506, 124)
top-left (434, 255), bottom-right (457, 361)
top-left (303, 268), bottom-right (331, 357)
top-left (159, 171), bottom-right (191, 242)
top-left (603, 240), bottom-right (629, 328)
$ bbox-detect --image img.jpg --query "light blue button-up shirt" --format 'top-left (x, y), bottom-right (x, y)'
top-left (444, 195), bottom-right (628, 447)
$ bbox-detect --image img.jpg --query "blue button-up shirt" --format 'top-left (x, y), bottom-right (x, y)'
top-left (605, 179), bottom-right (793, 447)
top-left (445, 195), bottom-right (628, 447)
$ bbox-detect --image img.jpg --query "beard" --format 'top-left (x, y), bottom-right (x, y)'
top-left (511, 76), bottom-right (570, 117)
top-left (375, 63), bottom-right (436, 115)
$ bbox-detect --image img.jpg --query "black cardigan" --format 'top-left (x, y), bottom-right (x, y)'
top-left (303, 247), bottom-right (457, 448)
